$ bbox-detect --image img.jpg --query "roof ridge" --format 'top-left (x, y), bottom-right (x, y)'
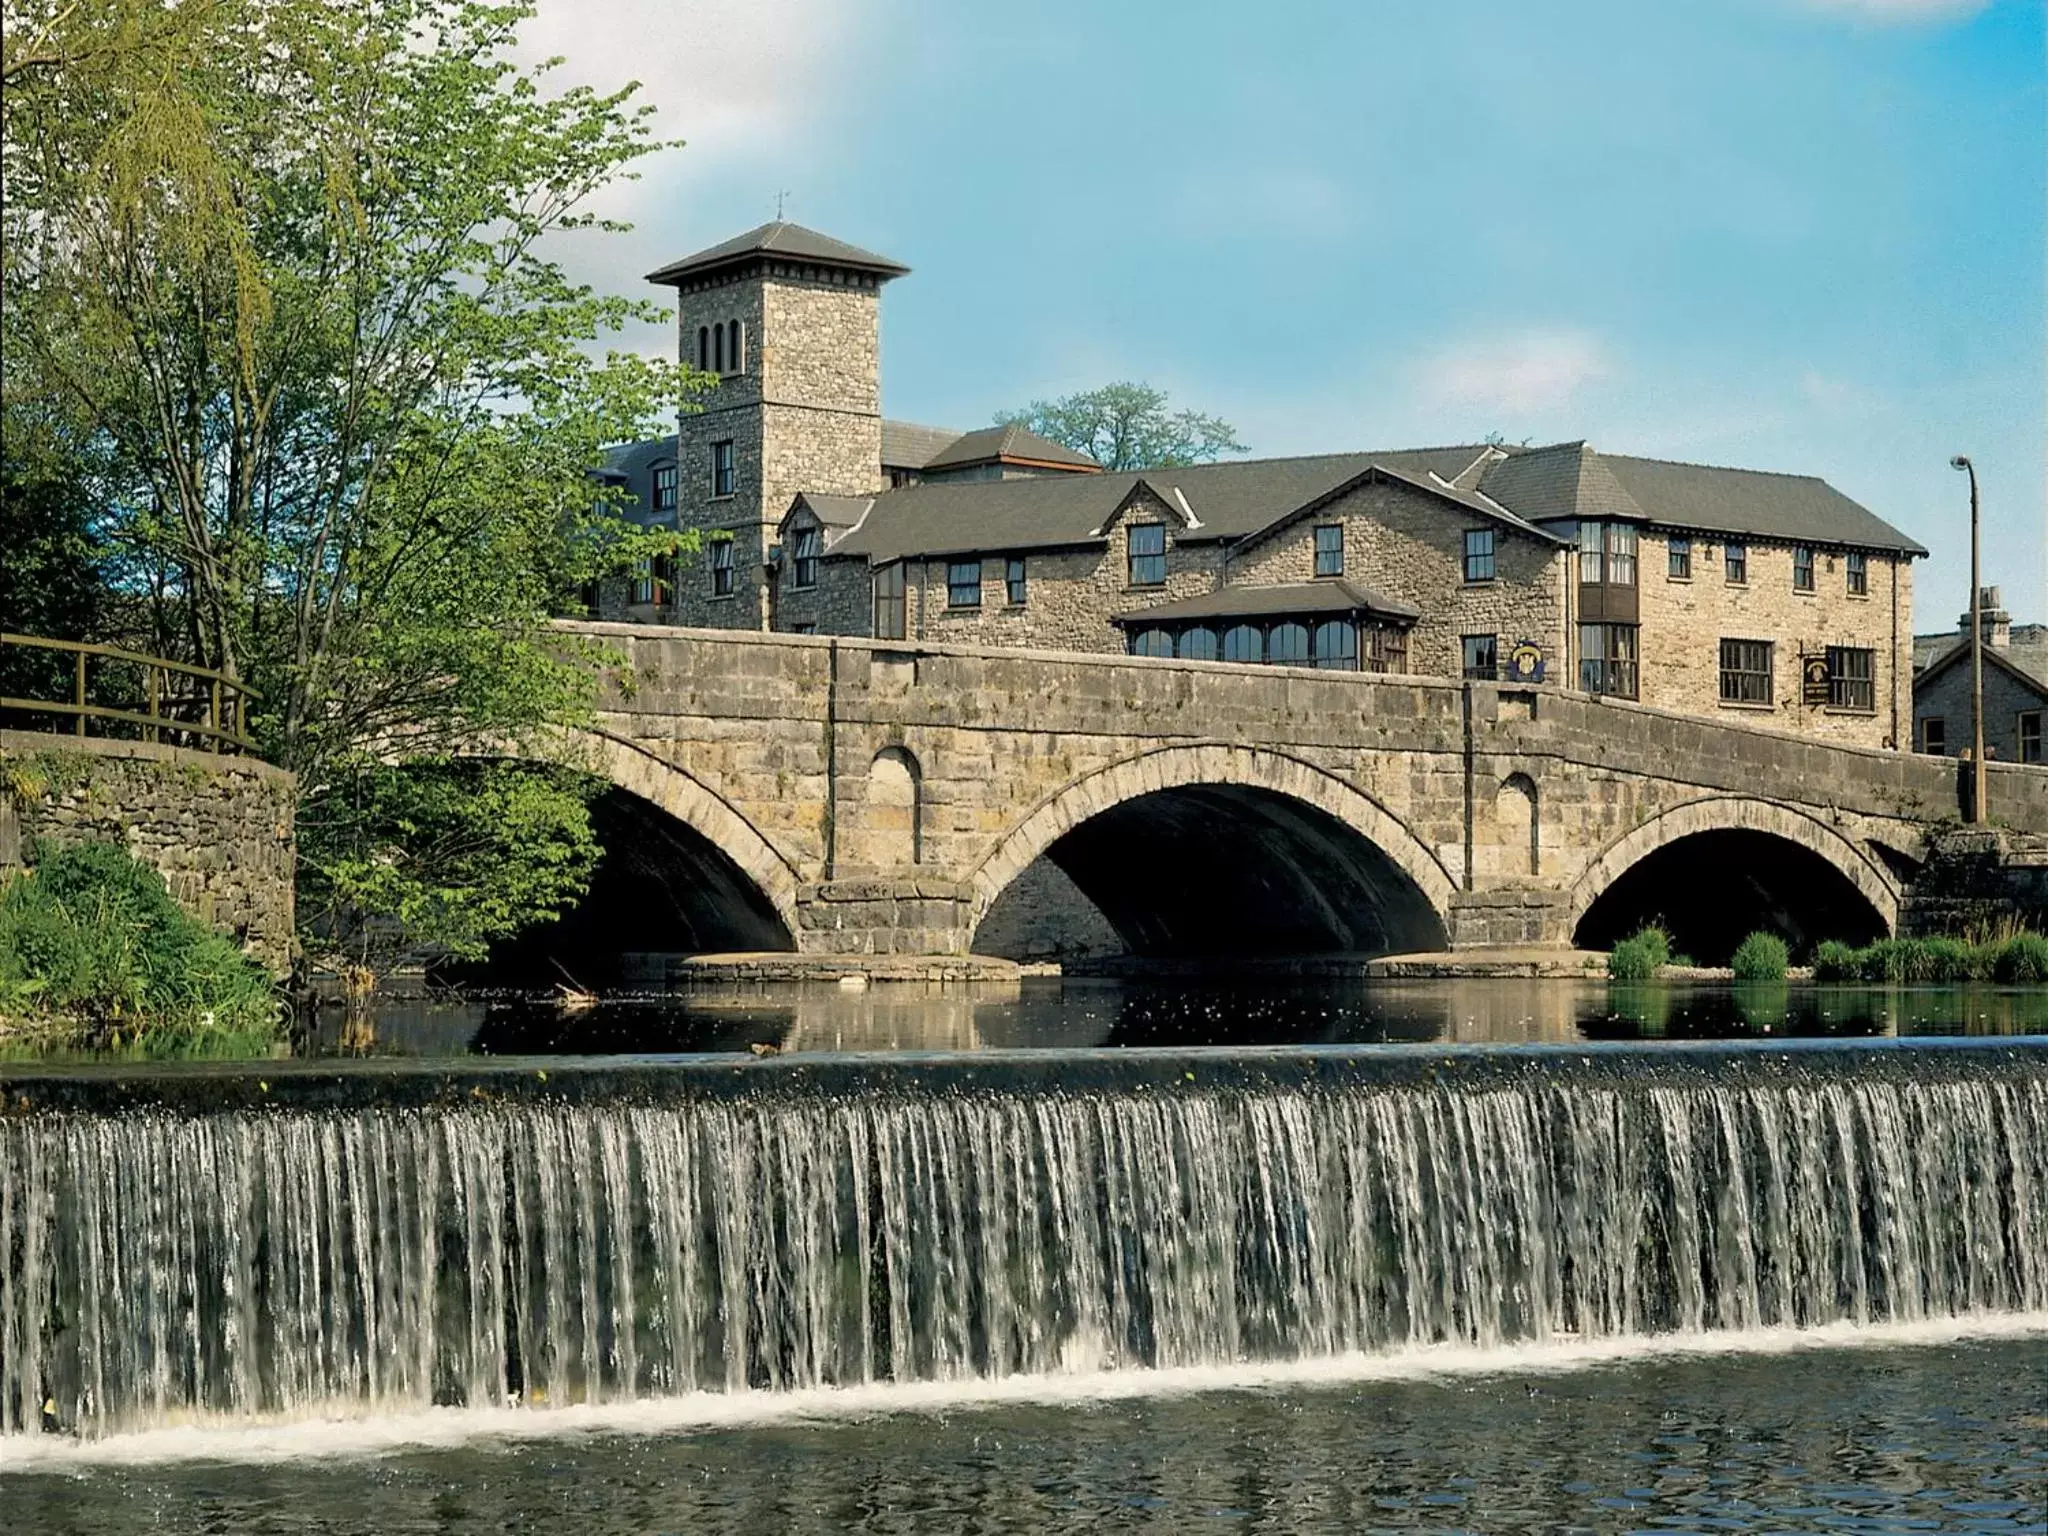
top-left (1598, 449), bottom-right (1828, 484)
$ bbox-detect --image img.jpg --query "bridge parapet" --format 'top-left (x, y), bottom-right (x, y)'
top-left (566, 623), bottom-right (2043, 958)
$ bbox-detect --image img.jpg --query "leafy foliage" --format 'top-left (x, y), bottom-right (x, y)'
top-left (1606, 925), bottom-right (1671, 981)
top-left (297, 760), bottom-right (602, 970)
top-left (0, 841), bottom-right (279, 1047)
top-left (996, 383), bottom-right (1247, 471)
top-left (1809, 932), bottom-right (2048, 984)
top-left (4, 0), bottom-right (703, 970)
top-left (1729, 931), bottom-right (1789, 982)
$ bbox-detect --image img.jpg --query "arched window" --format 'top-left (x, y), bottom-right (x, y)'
top-left (1312, 619), bottom-right (1357, 670)
top-left (1130, 628), bottom-right (1174, 658)
top-left (1268, 622), bottom-right (1311, 666)
top-left (1223, 625), bottom-right (1263, 663)
top-left (713, 322), bottom-right (725, 373)
top-left (728, 319), bottom-right (744, 374)
top-left (1178, 627), bottom-right (1219, 661)
top-left (698, 326), bottom-right (710, 370)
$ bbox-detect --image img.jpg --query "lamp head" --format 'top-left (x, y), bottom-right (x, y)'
top-left (1950, 455), bottom-right (1972, 471)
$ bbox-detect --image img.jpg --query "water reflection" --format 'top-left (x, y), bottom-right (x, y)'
top-left (301, 977), bottom-right (2048, 1059)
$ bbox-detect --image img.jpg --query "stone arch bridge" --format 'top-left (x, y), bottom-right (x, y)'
top-left (555, 622), bottom-right (2048, 960)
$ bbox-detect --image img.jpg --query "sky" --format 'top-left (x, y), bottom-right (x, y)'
top-left (519, 0), bottom-right (2044, 632)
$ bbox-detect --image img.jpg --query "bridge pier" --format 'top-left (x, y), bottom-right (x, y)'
top-left (796, 878), bottom-right (975, 957)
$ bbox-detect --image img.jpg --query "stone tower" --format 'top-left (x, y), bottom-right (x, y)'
top-left (646, 222), bottom-right (909, 628)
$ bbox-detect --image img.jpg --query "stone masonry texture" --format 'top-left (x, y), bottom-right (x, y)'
top-left (558, 623), bottom-right (2044, 959)
top-left (0, 730), bottom-right (297, 972)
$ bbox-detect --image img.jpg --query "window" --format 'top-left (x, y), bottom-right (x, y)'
top-left (728, 319), bottom-right (745, 374)
top-left (698, 325), bottom-right (709, 369)
top-left (713, 323), bottom-right (724, 373)
top-left (1268, 622), bottom-right (1311, 666)
top-left (1725, 543), bottom-right (1747, 585)
top-left (1223, 625), bottom-right (1263, 663)
top-left (791, 526), bottom-right (821, 589)
top-left (1312, 620), bottom-right (1357, 670)
top-left (1462, 634), bottom-right (1498, 680)
top-left (1364, 625), bottom-right (1408, 675)
top-left (1668, 536), bottom-right (1692, 580)
top-left (709, 537), bottom-right (734, 597)
top-left (1719, 639), bottom-right (1774, 705)
top-left (1179, 627), bottom-right (1219, 661)
top-left (947, 560), bottom-right (982, 609)
top-left (1794, 546), bottom-right (1815, 592)
top-left (1826, 646), bottom-right (1875, 712)
top-left (1579, 623), bottom-right (1639, 699)
top-left (1847, 551), bottom-right (1868, 596)
top-left (1130, 628), bottom-right (1174, 658)
top-left (1127, 523), bottom-right (1167, 586)
top-left (873, 562), bottom-right (905, 639)
top-left (789, 622), bottom-right (816, 635)
top-left (711, 439), bottom-right (736, 498)
top-left (1464, 528), bottom-right (1496, 583)
top-left (1920, 717), bottom-right (1945, 756)
top-left (653, 464), bottom-right (677, 516)
top-left (1313, 524), bottom-right (1344, 578)
top-left (2020, 711), bottom-right (2043, 764)
top-left (630, 557), bottom-right (656, 606)
top-left (1006, 557), bottom-right (1027, 606)
top-left (1579, 522), bottom-right (1637, 585)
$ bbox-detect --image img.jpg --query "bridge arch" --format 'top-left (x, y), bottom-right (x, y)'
top-left (564, 728), bottom-right (804, 942)
top-left (1568, 796), bottom-right (1898, 957)
top-left (968, 744), bottom-right (1455, 957)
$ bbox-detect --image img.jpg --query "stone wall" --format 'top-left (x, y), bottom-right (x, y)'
top-left (1229, 479), bottom-right (1568, 677)
top-left (1900, 825), bottom-right (2048, 936)
top-left (1913, 648), bottom-right (2045, 763)
top-left (0, 731), bottom-right (296, 972)
top-left (1632, 532), bottom-right (1911, 752)
top-left (562, 624), bottom-right (2026, 958)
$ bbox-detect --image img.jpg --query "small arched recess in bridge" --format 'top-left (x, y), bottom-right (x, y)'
top-left (471, 733), bottom-right (800, 981)
top-left (1569, 797), bottom-right (1896, 964)
top-left (969, 745), bottom-right (1454, 960)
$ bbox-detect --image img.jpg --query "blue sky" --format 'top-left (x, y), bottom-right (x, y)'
top-left (526, 0), bottom-right (2043, 630)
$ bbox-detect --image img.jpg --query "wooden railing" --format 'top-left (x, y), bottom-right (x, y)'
top-left (0, 634), bottom-right (261, 756)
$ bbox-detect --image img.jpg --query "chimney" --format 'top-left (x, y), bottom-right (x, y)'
top-left (1960, 586), bottom-right (2011, 648)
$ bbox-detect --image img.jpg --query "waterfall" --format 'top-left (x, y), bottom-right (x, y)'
top-left (3, 1048), bottom-right (2044, 1440)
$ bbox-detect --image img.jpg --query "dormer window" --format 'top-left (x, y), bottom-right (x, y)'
top-left (652, 464), bottom-right (677, 516)
top-left (1128, 524), bottom-right (1167, 587)
top-left (791, 526), bottom-right (821, 589)
top-left (1313, 524), bottom-right (1344, 578)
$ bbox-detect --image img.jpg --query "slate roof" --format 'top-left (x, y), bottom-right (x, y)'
top-left (646, 221), bottom-right (909, 286)
top-left (926, 424), bottom-right (1101, 471)
top-left (789, 492), bottom-right (876, 531)
top-left (824, 447), bottom-right (1543, 564)
top-left (881, 420), bottom-right (964, 470)
top-left (597, 437), bottom-right (678, 522)
top-left (1471, 442), bottom-right (1926, 556)
top-left (1915, 632), bottom-right (2048, 691)
top-left (1111, 579), bottom-right (1421, 626)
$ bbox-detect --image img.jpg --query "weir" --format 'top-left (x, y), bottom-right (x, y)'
top-left (2, 1042), bottom-right (2044, 1443)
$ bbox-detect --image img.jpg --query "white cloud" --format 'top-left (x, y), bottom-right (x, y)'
top-left (515, 0), bottom-right (861, 172)
top-left (1798, 0), bottom-right (1990, 22)
top-left (1417, 330), bottom-right (1613, 415)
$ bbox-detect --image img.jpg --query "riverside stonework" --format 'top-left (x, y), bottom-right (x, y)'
top-left (0, 732), bottom-right (296, 973)
top-left (592, 220), bottom-right (1926, 753)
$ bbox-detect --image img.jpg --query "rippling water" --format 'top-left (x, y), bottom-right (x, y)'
top-left (7, 1330), bottom-right (2044, 1533)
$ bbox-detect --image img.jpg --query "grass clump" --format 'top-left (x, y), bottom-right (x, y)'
top-left (1607, 925), bottom-right (1671, 981)
top-left (1730, 931), bottom-right (1789, 982)
top-left (1803, 930), bottom-right (2048, 985)
top-left (0, 841), bottom-right (280, 1051)
top-left (1990, 933), bottom-right (2048, 984)
top-left (1812, 940), bottom-right (1862, 982)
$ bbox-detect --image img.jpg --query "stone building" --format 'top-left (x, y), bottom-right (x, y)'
top-left (602, 219), bottom-right (1927, 750)
top-left (1913, 589), bottom-right (2047, 763)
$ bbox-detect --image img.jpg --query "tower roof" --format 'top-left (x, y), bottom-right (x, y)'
top-left (646, 221), bottom-right (910, 286)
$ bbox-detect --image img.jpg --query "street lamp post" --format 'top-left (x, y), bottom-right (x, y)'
top-left (1950, 455), bottom-right (1985, 823)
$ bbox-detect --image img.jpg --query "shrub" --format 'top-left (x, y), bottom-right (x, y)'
top-left (1812, 940), bottom-right (1864, 982)
top-left (1607, 925), bottom-right (1672, 981)
top-left (1991, 933), bottom-right (2048, 985)
top-left (1919, 936), bottom-right (1982, 983)
top-left (1730, 931), bottom-right (1789, 981)
top-left (0, 841), bottom-right (278, 1046)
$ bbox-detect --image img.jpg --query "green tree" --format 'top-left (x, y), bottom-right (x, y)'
top-left (996, 382), bottom-right (1248, 471)
top-left (2, 0), bottom-right (704, 972)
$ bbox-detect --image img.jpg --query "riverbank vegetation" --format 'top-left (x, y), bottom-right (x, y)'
top-left (1813, 933), bottom-right (2048, 984)
top-left (0, 842), bottom-right (282, 1054)
top-left (2, 0), bottom-right (702, 987)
